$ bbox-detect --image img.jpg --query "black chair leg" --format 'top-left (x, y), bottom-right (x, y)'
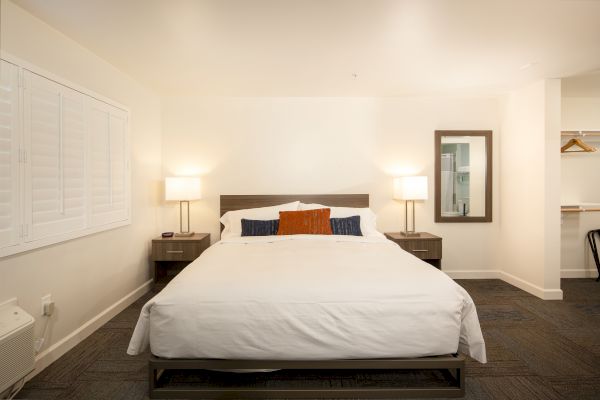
top-left (587, 230), bottom-right (600, 282)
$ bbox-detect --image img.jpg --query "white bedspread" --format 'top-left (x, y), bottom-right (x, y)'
top-left (128, 235), bottom-right (486, 363)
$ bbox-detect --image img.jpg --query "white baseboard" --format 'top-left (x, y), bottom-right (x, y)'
top-left (444, 270), bottom-right (564, 300)
top-left (28, 279), bottom-right (152, 380)
top-left (443, 270), bottom-right (501, 279)
top-left (561, 268), bottom-right (599, 278)
top-left (499, 271), bottom-right (563, 300)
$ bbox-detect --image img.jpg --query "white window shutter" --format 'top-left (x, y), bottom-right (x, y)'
top-left (0, 57), bottom-right (131, 258)
top-left (88, 98), bottom-right (129, 227)
top-left (0, 60), bottom-right (21, 249)
top-left (61, 87), bottom-right (87, 226)
top-left (109, 111), bottom-right (128, 219)
top-left (23, 70), bottom-right (86, 241)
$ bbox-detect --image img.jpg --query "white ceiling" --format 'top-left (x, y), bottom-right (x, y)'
top-left (11, 0), bottom-right (600, 96)
top-left (563, 71), bottom-right (600, 97)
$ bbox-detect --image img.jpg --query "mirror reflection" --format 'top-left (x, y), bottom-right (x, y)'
top-left (435, 130), bottom-right (491, 223)
top-left (440, 136), bottom-right (486, 217)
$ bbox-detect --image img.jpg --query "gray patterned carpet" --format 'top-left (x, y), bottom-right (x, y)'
top-left (15, 279), bottom-right (600, 399)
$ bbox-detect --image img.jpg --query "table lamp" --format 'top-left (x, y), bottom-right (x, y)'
top-left (394, 176), bottom-right (428, 237)
top-left (165, 177), bottom-right (201, 237)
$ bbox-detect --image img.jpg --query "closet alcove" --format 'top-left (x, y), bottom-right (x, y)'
top-left (560, 70), bottom-right (600, 280)
top-left (560, 85), bottom-right (600, 279)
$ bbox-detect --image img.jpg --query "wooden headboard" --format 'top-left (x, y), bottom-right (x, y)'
top-left (220, 194), bottom-right (369, 216)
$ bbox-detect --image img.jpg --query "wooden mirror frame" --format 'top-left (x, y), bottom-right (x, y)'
top-left (434, 130), bottom-right (492, 223)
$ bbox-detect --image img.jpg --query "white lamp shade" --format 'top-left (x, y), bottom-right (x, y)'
top-left (393, 176), bottom-right (428, 200)
top-left (165, 177), bottom-right (202, 201)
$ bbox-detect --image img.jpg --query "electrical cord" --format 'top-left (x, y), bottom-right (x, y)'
top-left (6, 378), bottom-right (25, 400)
top-left (34, 314), bottom-right (51, 355)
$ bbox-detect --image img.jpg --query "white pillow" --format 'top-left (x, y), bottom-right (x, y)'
top-left (298, 203), bottom-right (383, 238)
top-left (220, 201), bottom-right (300, 239)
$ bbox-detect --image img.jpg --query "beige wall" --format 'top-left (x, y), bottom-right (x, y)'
top-left (497, 79), bottom-right (562, 299)
top-left (560, 90), bottom-right (600, 278)
top-left (0, 0), bottom-right (162, 370)
top-left (161, 96), bottom-right (502, 275)
top-left (0, 3), bottom-right (572, 382)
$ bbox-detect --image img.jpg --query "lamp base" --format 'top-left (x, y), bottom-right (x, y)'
top-left (175, 231), bottom-right (195, 237)
top-left (400, 231), bottom-right (421, 237)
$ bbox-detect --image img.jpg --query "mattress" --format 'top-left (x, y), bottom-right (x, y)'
top-left (128, 235), bottom-right (486, 363)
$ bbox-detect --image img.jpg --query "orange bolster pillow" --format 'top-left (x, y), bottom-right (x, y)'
top-left (277, 208), bottom-right (333, 235)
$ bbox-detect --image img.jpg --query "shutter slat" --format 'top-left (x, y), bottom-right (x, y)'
top-left (0, 60), bottom-right (19, 244)
top-left (25, 71), bottom-right (86, 241)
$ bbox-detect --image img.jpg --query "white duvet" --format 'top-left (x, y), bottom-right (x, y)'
top-left (128, 235), bottom-right (486, 363)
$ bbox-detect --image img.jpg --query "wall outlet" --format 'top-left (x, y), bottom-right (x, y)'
top-left (41, 294), bottom-right (52, 316)
top-left (43, 301), bottom-right (55, 316)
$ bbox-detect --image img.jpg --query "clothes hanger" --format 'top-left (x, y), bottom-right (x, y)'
top-left (561, 136), bottom-right (597, 153)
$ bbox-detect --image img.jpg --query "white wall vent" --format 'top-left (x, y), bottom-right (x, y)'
top-left (0, 304), bottom-right (34, 394)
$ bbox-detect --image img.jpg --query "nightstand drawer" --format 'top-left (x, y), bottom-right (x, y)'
top-left (152, 239), bottom-right (208, 261)
top-left (152, 233), bottom-right (210, 292)
top-left (385, 232), bottom-right (442, 269)
top-left (402, 240), bottom-right (442, 260)
top-left (152, 242), bottom-right (199, 261)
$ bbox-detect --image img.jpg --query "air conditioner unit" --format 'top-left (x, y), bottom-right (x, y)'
top-left (0, 303), bottom-right (35, 396)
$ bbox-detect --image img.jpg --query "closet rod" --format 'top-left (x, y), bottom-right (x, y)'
top-left (561, 208), bottom-right (600, 213)
top-left (561, 130), bottom-right (600, 136)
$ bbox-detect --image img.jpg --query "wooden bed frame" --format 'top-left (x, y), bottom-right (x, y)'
top-left (148, 194), bottom-right (466, 399)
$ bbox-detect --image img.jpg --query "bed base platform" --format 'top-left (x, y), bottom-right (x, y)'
top-left (149, 353), bottom-right (466, 399)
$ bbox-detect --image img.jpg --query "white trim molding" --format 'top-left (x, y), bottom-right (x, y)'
top-left (444, 270), bottom-right (564, 300)
top-left (499, 271), bottom-right (563, 300)
top-left (443, 270), bottom-right (501, 280)
top-left (27, 279), bottom-right (152, 381)
top-left (0, 220), bottom-right (131, 258)
top-left (0, 52), bottom-right (130, 112)
top-left (561, 268), bottom-right (599, 279)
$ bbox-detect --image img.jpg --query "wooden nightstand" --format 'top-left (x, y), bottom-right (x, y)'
top-left (384, 232), bottom-right (442, 269)
top-left (151, 233), bottom-right (210, 291)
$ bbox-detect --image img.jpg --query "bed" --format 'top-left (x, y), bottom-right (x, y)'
top-left (128, 194), bottom-right (486, 398)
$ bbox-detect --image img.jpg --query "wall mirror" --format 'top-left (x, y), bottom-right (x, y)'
top-left (435, 130), bottom-right (492, 222)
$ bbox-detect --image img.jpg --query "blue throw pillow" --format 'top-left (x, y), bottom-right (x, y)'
top-left (330, 216), bottom-right (362, 236)
top-left (241, 219), bottom-right (280, 236)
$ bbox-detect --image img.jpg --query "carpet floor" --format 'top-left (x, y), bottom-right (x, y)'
top-left (15, 279), bottom-right (600, 400)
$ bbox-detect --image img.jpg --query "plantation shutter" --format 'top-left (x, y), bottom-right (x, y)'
top-left (87, 98), bottom-right (129, 227)
top-left (0, 60), bottom-right (21, 249)
top-left (0, 56), bottom-right (131, 257)
top-left (23, 70), bottom-right (86, 241)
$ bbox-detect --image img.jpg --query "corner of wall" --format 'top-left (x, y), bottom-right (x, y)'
top-left (495, 79), bottom-right (563, 299)
top-left (544, 79), bottom-right (562, 291)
